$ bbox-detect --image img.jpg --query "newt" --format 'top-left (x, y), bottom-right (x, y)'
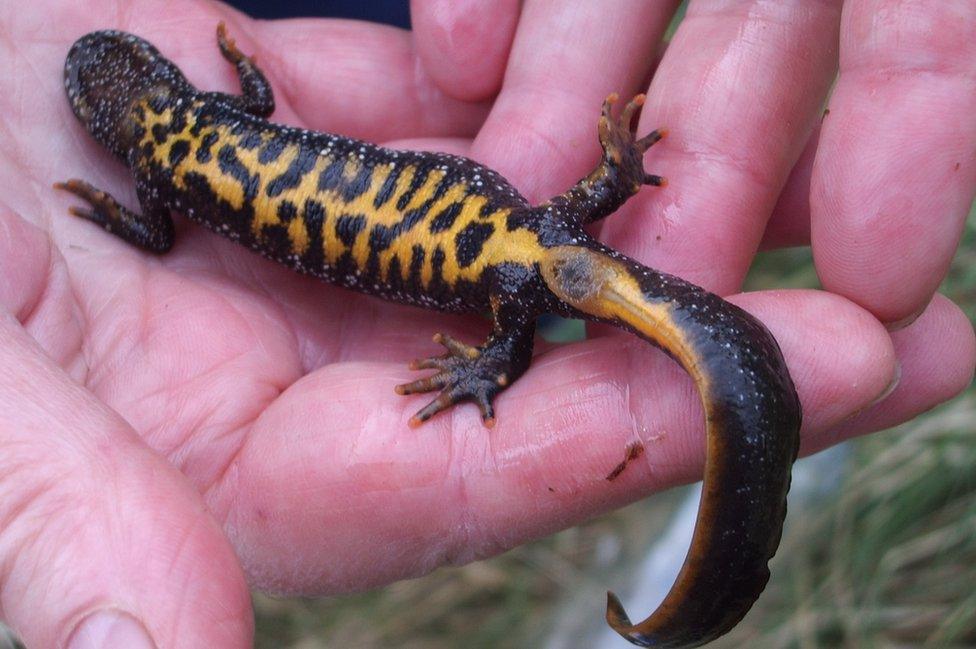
top-left (56, 24), bottom-right (802, 647)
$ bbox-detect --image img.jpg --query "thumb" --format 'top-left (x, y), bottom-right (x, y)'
top-left (0, 223), bottom-right (252, 647)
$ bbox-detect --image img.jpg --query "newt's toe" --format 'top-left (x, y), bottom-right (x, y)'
top-left (55, 179), bottom-right (122, 222)
top-left (216, 21), bottom-right (250, 64)
top-left (620, 94), bottom-right (645, 131)
top-left (637, 128), bottom-right (667, 152)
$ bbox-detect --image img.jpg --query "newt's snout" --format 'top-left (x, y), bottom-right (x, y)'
top-left (65, 32), bottom-right (128, 120)
top-left (64, 30), bottom-right (186, 158)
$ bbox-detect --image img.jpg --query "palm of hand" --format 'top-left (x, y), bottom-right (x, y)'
top-left (7, 3), bottom-right (528, 594)
top-left (1, 2), bottom-right (973, 647)
top-left (6, 3), bottom-right (687, 598)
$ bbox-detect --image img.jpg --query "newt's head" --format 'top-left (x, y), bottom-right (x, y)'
top-left (64, 30), bottom-right (189, 159)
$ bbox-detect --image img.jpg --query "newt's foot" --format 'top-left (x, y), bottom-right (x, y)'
top-left (216, 21), bottom-right (252, 65)
top-left (54, 178), bottom-right (121, 223)
top-left (599, 93), bottom-right (667, 192)
top-left (54, 178), bottom-right (175, 252)
top-left (395, 333), bottom-right (512, 428)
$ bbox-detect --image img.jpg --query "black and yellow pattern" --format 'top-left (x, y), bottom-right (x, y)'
top-left (57, 24), bottom-right (802, 649)
top-left (133, 96), bottom-right (551, 304)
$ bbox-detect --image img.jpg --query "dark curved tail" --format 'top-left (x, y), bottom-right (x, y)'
top-left (539, 245), bottom-right (802, 647)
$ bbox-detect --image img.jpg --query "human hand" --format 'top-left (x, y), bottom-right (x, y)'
top-left (1, 1), bottom-right (973, 647)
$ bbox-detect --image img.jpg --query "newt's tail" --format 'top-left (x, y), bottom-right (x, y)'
top-left (539, 244), bottom-right (802, 648)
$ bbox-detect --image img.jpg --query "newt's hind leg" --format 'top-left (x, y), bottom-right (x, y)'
top-left (212, 22), bottom-right (275, 117)
top-left (396, 316), bottom-right (535, 427)
top-left (546, 94), bottom-right (667, 225)
top-left (597, 93), bottom-right (667, 190)
top-left (54, 179), bottom-right (174, 253)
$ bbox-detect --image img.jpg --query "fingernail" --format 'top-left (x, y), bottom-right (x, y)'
top-left (68, 609), bottom-right (156, 649)
top-left (868, 360), bottom-right (902, 407)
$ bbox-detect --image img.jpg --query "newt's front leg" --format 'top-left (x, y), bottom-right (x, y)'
top-left (54, 177), bottom-right (175, 253)
top-left (395, 306), bottom-right (535, 427)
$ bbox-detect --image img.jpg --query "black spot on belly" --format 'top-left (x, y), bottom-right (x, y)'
top-left (430, 174), bottom-right (457, 203)
top-left (183, 170), bottom-right (252, 236)
top-left (368, 206), bottom-right (428, 253)
top-left (429, 202), bottom-right (463, 233)
top-left (217, 145), bottom-right (260, 202)
top-left (196, 132), bottom-right (219, 163)
top-left (480, 201), bottom-right (501, 218)
top-left (189, 104), bottom-right (216, 137)
top-left (454, 222), bottom-right (494, 268)
top-left (429, 246), bottom-right (449, 295)
top-left (373, 166), bottom-right (400, 209)
top-left (396, 166), bottom-right (429, 211)
top-left (342, 164), bottom-right (374, 202)
top-left (406, 244), bottom-right (425, 292)
top-left (302, 199), bottom-right (327, 269)
top-left (151, 123), bottom-right (168, 144)
top-left (335, 214), bottom-right (366, 247)
top-left (258, 138), bottom-right (287, 164)
top-left (304, 199), bottom-right (326, 237)
top-left (318, 157), bottom-right (346, 193)
top-left (266, 144), bottom-right (318, 197)
top-left (408, 244), bottom-right (425, 278)
top-left (373, 165), bottom-right (403, 209)
top-left (238, 130), bottom-right (263, 149)
top-left (170, 108), bottom-right (187, 135)
top-left (183, 171), bottom-right (217, 204)
top-left (277, 200), bottom-right (297, 222)
top-left (168, 139), bottom-right (190, 167)
top-left (387, 255), bottom-right (404, 291)
top-left (259, 223), bottom-right (293, 259)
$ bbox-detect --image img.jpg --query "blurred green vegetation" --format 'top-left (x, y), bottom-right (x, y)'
top-left (256, 211), bottom-right (974, 647)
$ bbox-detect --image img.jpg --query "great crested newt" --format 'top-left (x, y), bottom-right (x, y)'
top-left (57, 24), bottom-right (802, 647)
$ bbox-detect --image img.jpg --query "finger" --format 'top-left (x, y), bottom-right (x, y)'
top-left (821, 293), bottom-right (975, 450)
top-left (410, 0), bottom-right (520, 101)
top-left (0, 315), bottom-right (251, 648)
top-left (0, 210), bottom-right (83, 375)
top-left (473, 1), bottom-right (680, 202)
top-left (811, 0), bottom-right (976, 326)
top-left (249, 18), bottom-right (490, 141)
top-left (602, 1), bottom-right (841, 294)
top-left (208, 289), bottom-right (896, 594)
top-left (763, 123), bottom-right (819, 249)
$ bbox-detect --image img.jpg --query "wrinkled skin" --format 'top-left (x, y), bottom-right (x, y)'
top-left (0, 1), bottom-right (974, 647)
